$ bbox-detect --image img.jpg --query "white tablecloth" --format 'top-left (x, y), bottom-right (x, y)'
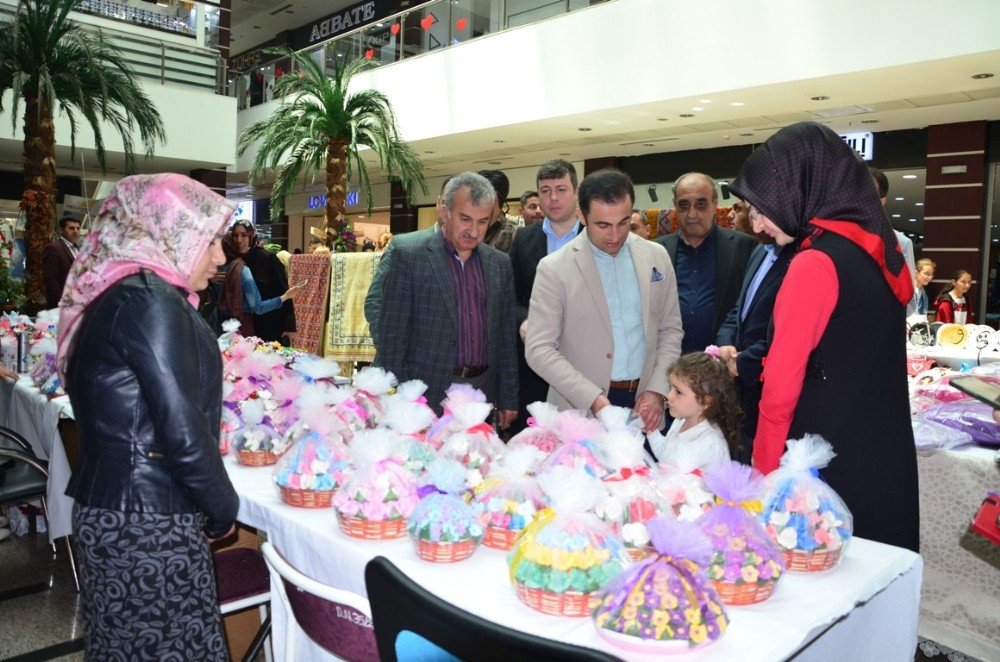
top-left (912, 346), bottom-right (1000, 371)
top-left (917, 445), bottom-right (1000, 661)
top-left (226, 457), bottom-right (923, 662)
top-left (0, 377), bottom-right (74, 542)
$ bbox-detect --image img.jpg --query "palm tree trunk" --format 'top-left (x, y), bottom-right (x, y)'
top-left (324, 140), bottom-right (348, 239)
top-left (22, 92), bottom-right (57, 311)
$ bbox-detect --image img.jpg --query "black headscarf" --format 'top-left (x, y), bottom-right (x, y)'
top-left (730, 121), bottom-right (911, 305)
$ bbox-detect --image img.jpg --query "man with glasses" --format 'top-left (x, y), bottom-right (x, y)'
top-left (655, 172), bottom-right (755, 353)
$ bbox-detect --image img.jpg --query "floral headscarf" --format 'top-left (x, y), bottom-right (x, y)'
top-left (56, 173), bottom-right (235, 379)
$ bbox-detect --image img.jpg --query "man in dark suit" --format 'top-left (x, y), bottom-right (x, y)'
top-left (379, 172), bottom-right (518, 423)
top-left (716, 202), bottom-right (794, 461)
top-left (42, 216), bottom-right (81, 309)
top-left (508, 159), bottom-right (581, 433)
top-left (655, 172), bottom-right (755, 353)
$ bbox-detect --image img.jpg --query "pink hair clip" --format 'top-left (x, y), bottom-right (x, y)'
top-left (704, 345), bottom-right (721, 360)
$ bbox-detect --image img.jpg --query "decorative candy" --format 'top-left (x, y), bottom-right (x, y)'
top-left (474, 446), bottom-right (546, 550)
top-left (506, 401), bottom-right (563, 456)
top-left (593, 518), bottom-right (728, 652)
top-left (408, 458), bottom-right (482, 562)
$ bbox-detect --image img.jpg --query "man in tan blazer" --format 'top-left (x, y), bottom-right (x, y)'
top-left (525, 169), bottom-right (684, 432)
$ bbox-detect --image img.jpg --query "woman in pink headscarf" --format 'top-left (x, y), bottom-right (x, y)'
top-left (58, 174), bottom-right (239, 661)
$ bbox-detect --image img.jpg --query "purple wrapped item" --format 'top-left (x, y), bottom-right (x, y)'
top-left (919, 400), bottom-right (1000, 447)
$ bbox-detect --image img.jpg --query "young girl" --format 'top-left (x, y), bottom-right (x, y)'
top-left (934, 269), bottom-right (973, 324)
top-left (907, 258), bottom-right (935, 317)
top-left (649, 350), bottom-right (740, 467)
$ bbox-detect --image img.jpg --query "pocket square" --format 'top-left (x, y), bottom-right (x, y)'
top-left (651, 267), bottom-right (664, 283)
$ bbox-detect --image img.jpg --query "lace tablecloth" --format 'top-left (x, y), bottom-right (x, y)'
top-left (917, 445), bottom-right (1000, 661)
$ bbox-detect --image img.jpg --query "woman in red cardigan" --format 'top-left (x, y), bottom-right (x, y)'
top-left (730, 121), bottom-right (919, 553)
top-left (934, 269), bottom-right (973, 324)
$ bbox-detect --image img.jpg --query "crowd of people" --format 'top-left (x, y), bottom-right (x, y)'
top-left (41, 120), bottom-right (993, 658)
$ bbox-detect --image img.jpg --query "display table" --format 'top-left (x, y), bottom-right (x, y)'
top-left (0, 377), bottom-right (75, 542)
top-left (226, 458), bottom-right (922, 662)
top-left (916, 445), bottom-right (1000, 661)
top-left (910, 346), bottom-right (1000, 371)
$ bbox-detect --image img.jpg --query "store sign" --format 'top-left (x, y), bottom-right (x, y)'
top-left (307, 190), bottom-right (360, 209)
top-left (840, 131), bottom-right (874, 161)
top-left (298, 0), bottom-right (378, 47)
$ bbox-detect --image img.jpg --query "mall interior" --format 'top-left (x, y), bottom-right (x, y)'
top-left (0, 0), bottom-right (998, 660)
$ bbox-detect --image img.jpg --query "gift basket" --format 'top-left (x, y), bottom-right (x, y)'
top-left (592, 518), bottom-right (728, 652)
top-left (231, 395), bottom-right (287, 466)
top-left (438, 401), bottom-right (505, 489)
top-left (653, 441), bottom-right (721, 522)
top-left (760, 435), bottom-right (853, 572)
top-left (508, 467), bottom-right (628, 617)
top-left (506, 401), bottom-right (564, 457)
top-left (699, 461), bottom-right (784, 605)
top-left (382, 397), bottom-right (439, 477)
top-left (349, 366), bottom-right (397, 428)
top-left (334, 429), bottom-right (419, 539)
top-left (474, 445), bottom-right (547, 551)
top-left (425, 384), bottom-right (487, 449)
top-left (272, 422), bottom-right (349, 508)
top-left (595, 406), bottom-right (665, 560)
top-left (408, 458), bottom-right (483, 562)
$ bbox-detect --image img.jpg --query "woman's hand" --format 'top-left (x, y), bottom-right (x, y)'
top-left (280, 280), bottom-right (307, 302)
top-left (0, 366), bottom-right (18, 383)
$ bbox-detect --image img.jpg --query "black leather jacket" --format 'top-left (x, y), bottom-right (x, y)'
top-left (65, 271), bottom-right (239, 538)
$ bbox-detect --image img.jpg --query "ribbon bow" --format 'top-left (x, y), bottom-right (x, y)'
top-left (467, 422), bottom-right (495, 436)
top-left (605, 466), bottom-right (650, 482)
top-left (715, 496), bottom-right (763, 516)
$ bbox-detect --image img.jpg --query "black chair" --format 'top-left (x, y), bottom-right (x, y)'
top-left (0, 426), bottom-right (79, 592)
top-left (364, 556), bottom-right (621, 662)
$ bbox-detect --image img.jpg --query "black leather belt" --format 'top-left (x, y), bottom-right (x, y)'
top-left (453, 365), bottom-right (488, 378)
top-left (608, 379), bottom-right (640, 392)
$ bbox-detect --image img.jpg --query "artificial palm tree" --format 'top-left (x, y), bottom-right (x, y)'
top-left (0, 0), bottom-right (166, 309)
top-left (237, 48), bottom-right (426, 246)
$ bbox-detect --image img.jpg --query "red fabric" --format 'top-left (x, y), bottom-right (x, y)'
top-left (809, 219), bottom-right (913, 306)
top-left (934, 294), bottom-right (972, 324)
top-left (288, 254), bottom-right (331, 355)
top-left (752, 250), bottom-right (839, 474)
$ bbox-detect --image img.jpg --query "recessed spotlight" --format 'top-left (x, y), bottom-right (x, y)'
top-left (424, 150), bottom-right (435, 154)
top-left (488, 161), bottom-right (502, 165)
top-left (810, 95), bottom-right (829, 101)
top-left (253, 25), bottom-right (261, 29)
top-left (376, 22), bottom-right (384, 27)
top-left (740, 132), bottom-right (753, 137)
top-left (699, 99), bottom-right (712, 104)
top-left (643, 143), bottom-right (655, 147)
top-left (909, 218), bottom-right (916, 222)
top-left (730, 102), bottom-right (744, 107)
top-left (558, 153), bottom-right (571, 156)
top-left (902, 174), bottom-right (917, 179)
top-left (861, 119), bottom-right (879, 124)
top-left (493, 139), bottom-right (504, 143)
top-left (892, 214), bottom-right (901, 218)
top-left (915, 202), bottom-right (924, 206)
top-left (578, 127), bottom-right (592, 132)
top-left (679, 113), bottom-right (694, 118)
top-left (692, 106), bottom-right (703, 111)
top-left (971, 73), bottom-right (994, 79)
top-left (656, 117), bottom-right (669, 121)
top-left (895, 197), bottom-right (904, 201)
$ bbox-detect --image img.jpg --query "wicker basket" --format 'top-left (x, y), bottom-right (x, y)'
top-left (783, 547), bottom-right (842, 572)
top-left (414, 538), bottom-right (478, 563)
top-left (237, 449), bottom-right (279, 467)
top-left (627, 546), bottom-right (654, 563)
top-left (712, 579), bottom-right (778, 606)
top-left (483, 525), bottom-right (522, 551)
top-left (338, 513), bottom-right (407, 540)
top-left (279, 486), bottom-right (334, 509)
top-left (515, 582), bottom-right (595, 617)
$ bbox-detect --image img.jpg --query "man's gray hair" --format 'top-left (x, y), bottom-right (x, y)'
top-left (442, 171), bottom-right (496, 210)
top-left (672, 172), bottom-right (718, 203)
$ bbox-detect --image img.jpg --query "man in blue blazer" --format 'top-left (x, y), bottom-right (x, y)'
top-left (655, 172), bottom-right (756, 353)
top-left (379, 172), bottom-right (519, 424)
top-left (716, 204), bottom-right (794, 461)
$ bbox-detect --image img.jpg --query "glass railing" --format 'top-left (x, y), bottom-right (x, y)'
top-left (231, 0), bottom-right (609, 111)
top-left (0, 0), bottom-right (224, 94)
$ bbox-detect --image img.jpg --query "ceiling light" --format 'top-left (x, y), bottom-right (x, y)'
top-left (679, 113), bottom-right (694, 118)
top-left (810, 95), bottom-right (829, 101)
top-left (895, 197), bottom-right (904, 201)
top-left (692, 107), bottom-right (703, 111)
top-left (915, 202), bottom-right (923, 206)
top-left (909, 218), bottom-right (916, 222)
top-left (892, 214), bottom-right (901, 218)
top-left (493, 139), bottom-right (504, 143)
top-left (488, 161), bottom-right (502, 165)
top-left (656, 117), bottom-right (669, 121)
top-left (699, 99), bottom-right (712, 104)
top-left (253, 25), bottom-right (261, 29)
top-left (740, 132), bottom-right (753, 137)
top-left (578, 127), bottom-right (592, 132)
top-left (643, 143), bottom-right (655, 147)
top-left (376, 22), bottom-right (384, 27)
top-left (902, 174), bottom-right (917, 179)
top-left (424, 150), bottom-right (434, 154)
top-left (861, 119), bottom-right (879, 124)
top-left (971, 73), bottom-right (994, 79)
top-left (730, 102), bottom-right (744, 107)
